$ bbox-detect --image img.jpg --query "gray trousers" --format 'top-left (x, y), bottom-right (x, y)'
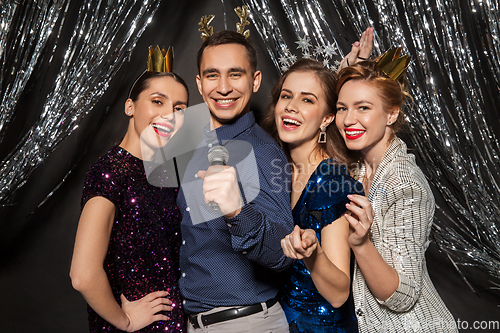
top-left (186, 302), bottom-right (289, 333)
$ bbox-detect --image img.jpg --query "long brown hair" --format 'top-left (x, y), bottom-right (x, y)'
top-left (262, 58), bottom-right (358, 166)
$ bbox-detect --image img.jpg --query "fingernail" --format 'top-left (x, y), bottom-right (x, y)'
top-left (346, 203), bottom-right (350, 207)
top-left (354, 41), bottom-right (360, 47)
top-left (347, 194), bottom-right (353, 198)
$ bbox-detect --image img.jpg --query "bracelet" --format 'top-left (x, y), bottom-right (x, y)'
top-left (357, 56), bottom-right (368, 60)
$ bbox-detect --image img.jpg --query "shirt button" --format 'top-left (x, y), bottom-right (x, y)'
top-left (356, 308), bottom-right (363, 316)
top-left (182, 273), bottom-right (186, 278)
top-left (186, 207), bottom-right (190, 212)
top-left (226, 223), bottom-right (232, 227)
top-left (242, 251), bottom-right (247, 255)
top-left (183, 300), bottom-right (186, 305)
top-left (182, 240), bottom-right (186, 245)
top-left (208, 143), bottom-right (213, 148)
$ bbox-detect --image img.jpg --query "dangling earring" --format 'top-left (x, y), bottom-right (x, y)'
top-left (318, 125), bottom-right (327, 143)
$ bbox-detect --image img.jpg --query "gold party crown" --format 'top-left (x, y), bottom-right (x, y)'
top-left (375, 47), bottom-right (411, 81)
top-left (147, 45), bottom-right (174, 72)
top-left (128, 46), bottom-right (174, 98)
top-left (198, 5), bottom-right (251, 40)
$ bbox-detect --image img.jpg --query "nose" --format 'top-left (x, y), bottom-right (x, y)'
top-left (284, 97), bottom-right (298, 113)
top-left (343, 109), bottom-right (356, 126)
top-left (160, 105), bottom-right (175, 121)
top-left (217, 76), bottom-right (232, 95)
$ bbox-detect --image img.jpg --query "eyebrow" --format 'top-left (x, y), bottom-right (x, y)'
top-left (336, 100), bottom-right (374, 105)
top-left (281, 88), bottom-right (318, 100)
top-left (202, 68), bottom-right (219, 76)
top-left (151, 92), bottom-right (187, 106)
top-left (228, 67), bottom-right (246, 74)
top-left (173, 101), bottom-right (188, 107)
top-left (151, 92), bottom-right (168, 98)
top-left (202, 67), bottom-right (247, 76)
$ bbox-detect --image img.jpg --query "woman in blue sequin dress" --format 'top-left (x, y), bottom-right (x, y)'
top-left (262, 58), bottom-right (364, 333)
top-left (70, 70), bottom-right (189, 332)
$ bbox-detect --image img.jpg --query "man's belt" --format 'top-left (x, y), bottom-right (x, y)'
top-left (188, 297), bottom-right (278, 329)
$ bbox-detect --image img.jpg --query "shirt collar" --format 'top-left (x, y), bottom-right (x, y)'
top-left (203, 111), bottom-right (255, 145)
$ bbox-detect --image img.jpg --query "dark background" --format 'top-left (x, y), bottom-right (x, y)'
top-left (0, 1), bottom-right (498, 332)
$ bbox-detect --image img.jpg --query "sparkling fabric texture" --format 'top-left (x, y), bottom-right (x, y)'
top-left (177, 112), bottom-right (294, 314)
top-left (2, 0), bottom-right (499, 293)
top-left (352, 138), bottom-right (457, 332)
top-left (0, 0), bottom-right (161, 203)
top-left (281, 160), bottom-right (364, 333)
top-left (81, 146), bottom-right (183, 332)
top-left (245, 0), bottom-right (500, 292)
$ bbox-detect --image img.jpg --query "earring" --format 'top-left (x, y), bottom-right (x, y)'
top-left (318, 125), bottom-right (327, 143)
top-left (127, 111), bottom-right (131, 115)
top-left (388, 121), bottom-right (392, 125)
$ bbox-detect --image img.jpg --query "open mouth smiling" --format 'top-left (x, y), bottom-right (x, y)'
top-left (214, 98), bottom-right (237, 106)
top-left (152, 123), bottom-right (173, 137)
top-left (282, 117), bottom-right (302, 130)
top-left (345, 129), bottom-right (366, 140)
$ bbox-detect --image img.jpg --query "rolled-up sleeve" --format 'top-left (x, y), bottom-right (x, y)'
top-left (376, 181), bottom-right (434, 312)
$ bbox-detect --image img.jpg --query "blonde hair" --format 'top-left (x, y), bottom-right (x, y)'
top-left (336, 60), bottom-right (412, 135)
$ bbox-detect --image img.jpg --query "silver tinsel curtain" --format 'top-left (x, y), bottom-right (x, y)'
top-left (0, 0), bottom-right (161, 204)
top-left (0, 0), bottom-right (499, 293)
top-left (245, 0), bottom-right (500, 292)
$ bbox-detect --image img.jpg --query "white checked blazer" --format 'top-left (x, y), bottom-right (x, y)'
top-left (352, 137), bottom-right (458, 332)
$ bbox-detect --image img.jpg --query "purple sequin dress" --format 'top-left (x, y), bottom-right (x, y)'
top-left (81, 146), bottom-right (184, 332)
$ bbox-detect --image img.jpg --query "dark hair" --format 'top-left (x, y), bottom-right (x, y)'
top-left (196, 30), bottom-right (257, 73)
top-left (261, 58), bottom-right (358, 166)
top-left (335, 60), bottom-right (410, 134)
top-left (129, 71), bottom-right (189, 103)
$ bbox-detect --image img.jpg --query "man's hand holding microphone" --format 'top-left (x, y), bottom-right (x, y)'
top-left (197, 145), bottom-right (242, 219)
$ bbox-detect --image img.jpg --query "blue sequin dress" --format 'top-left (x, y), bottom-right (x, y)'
top-left (81, 146), bottom-right (184, 332)
top-left (281, 159), bottom-right (364, 333)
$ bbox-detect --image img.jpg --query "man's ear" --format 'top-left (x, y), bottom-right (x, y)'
top-left (252, 70), bottom-right (262, 93)
top-left (196, 75), bottom-right (203, 96)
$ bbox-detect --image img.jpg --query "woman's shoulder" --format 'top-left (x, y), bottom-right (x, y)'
top-left (377, 156), bottom-right (433, 204)
top-left (378, 139), bottom-right (430, 188)
top-left (315, 159), bottom-right (360, 183)
top-left (306, 159), bottom-right (364, 208)
top-left (87, 146), bottom-right (134, 175)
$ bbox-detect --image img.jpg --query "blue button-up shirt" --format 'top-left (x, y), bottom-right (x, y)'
top-left (177, 112), bottom-right (294, 313)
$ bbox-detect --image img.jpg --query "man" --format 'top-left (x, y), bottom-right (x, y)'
top-left (177, 30), bottom-right (294, 332)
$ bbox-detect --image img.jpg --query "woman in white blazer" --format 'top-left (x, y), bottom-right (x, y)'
top-left (334, 57), bottom-right (457, 332)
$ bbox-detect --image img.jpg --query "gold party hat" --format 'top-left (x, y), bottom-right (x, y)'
top-left (375, 47), bottom-right (411, 81)
top-left (147, 45), bottom-right (174, 72)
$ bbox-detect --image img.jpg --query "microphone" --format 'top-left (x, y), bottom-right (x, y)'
top-left (206, 145), bottom-right (229, 210)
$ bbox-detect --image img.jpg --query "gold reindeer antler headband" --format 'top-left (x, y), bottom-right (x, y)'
top-left (375, 47), bottom-right (411, 82)
top-left (198, 5), bottom-right (251, 40)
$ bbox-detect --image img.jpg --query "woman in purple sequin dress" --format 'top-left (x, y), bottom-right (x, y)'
top-left (70, 70), bottom-right (189, 332)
